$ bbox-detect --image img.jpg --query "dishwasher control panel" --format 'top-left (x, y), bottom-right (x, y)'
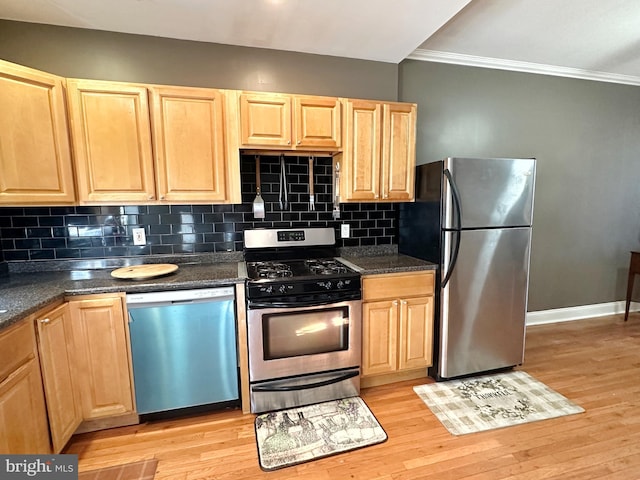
top-left (126, 286), bottom-right (235, 305)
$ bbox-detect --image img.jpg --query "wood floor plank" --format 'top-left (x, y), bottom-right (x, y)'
top-left (63, 314), bottom-right (640, 479)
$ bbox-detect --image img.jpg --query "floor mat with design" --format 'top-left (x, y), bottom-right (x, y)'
top-left (254, 396), bottom-right (387, 471)
top-left (413, 370), bottom-right (584, 435)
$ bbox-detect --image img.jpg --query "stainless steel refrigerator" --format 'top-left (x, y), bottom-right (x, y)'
top-left (399, 157), bottom-right (536, 380)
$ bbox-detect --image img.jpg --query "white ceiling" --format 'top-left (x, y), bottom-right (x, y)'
top-left (1, 0), bottom-right (639, 85)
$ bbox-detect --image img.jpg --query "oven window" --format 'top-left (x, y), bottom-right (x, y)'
top-left (263, 306), bottom-right (349, 360)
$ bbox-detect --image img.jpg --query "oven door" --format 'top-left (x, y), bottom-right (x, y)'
top-left (247, 299), bottom-right (362, 382)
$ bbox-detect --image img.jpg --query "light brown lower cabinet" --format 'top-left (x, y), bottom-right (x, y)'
top-left (67, 294), bottom-right (135, 425)
top-left (0, 294), bottom-right (137, 453)
top-left (361, 271), bottom-right (435, 387)
top-left (0, 319), bottom-right (51, 453)
top-left (35, 303), bottom-right (83, 453)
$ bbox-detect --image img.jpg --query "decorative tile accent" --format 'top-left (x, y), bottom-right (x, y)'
top-left (0, 155), bottom-right (398, 262)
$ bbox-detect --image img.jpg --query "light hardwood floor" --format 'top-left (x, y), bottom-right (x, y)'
top-left (64, 314), bottom-right (640, 479)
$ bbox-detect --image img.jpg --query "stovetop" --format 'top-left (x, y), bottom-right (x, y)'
top-left (246, 258), bottom-right (353, 281)
top-left (243, 227), bottom-right (362, 303)
top-left (244, 258), bottom-right (361, 302)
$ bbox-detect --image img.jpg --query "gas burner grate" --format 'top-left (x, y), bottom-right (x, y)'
top-left (253, 262), bottom-right (293, 279)
top-left (305, 259), bottom-right (349, 275)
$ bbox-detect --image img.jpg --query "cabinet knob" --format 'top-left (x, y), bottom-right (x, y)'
top-left (147, 195), bottom-right (154, 200)
top-left (393, 300), bottom-right (399, 306)
top-left (287, 140), bottom-right (291, 145)
top-left (297, 140), bottom-right (301, 145)
top-left (374, 194), bottom-right (379, 199)
top-left (401, 300), bottom-right (407, 305)
top-left (40, 318), bottom-right (50, 324)
top-left (160, 195), bottom-right (165, 200)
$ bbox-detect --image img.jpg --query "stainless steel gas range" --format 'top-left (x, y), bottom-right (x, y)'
top-left (243, 227), bottom-right (362, 414)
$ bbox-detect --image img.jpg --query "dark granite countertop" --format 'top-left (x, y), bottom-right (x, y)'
top-left (0, 249), bottom-right (436, 332)
top-left (339, 253), bottom-right (437, 275)
top-left (0, 262), bottom-right (244, 331)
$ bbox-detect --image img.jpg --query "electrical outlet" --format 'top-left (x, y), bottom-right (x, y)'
top-left (132, 227), bottom-right (146, 246)
top-left (340, 224), bottom-right (350, 238)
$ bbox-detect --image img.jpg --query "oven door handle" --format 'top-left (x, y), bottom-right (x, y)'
top-left (252, 370), bottom-right (359, 392)
top-left (249, 296), bottom-right (358, 309)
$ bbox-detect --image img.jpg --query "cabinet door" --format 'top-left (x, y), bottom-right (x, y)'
top-left (67, 79), bottom-right (156, 204)
top-left (362, 300), bottom-right (398, 376)
top-left (342, 99), bottom-right (382, 201)
top-left (151, 86), bottom-right (229, 203)
top-left (294, 96), bottom-right (342, 149)
top-left (381, 102), bottom-right (416, 201)
top-left (239, 93), bottom-right (292, 147)
top-left (69, 295), bottom-right (134, 419)
top-left (0, 60), bottom-right (75, 205)
top-left (0, 359), bottom-right (51, 453)
top-left (36, 303), bottom-right (82, 453)
top-left (398, 296), bottom-right (434, 371)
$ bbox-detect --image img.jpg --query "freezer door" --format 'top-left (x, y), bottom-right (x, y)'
top-left (439, 227), bottom-right (531, 379)
top-left (444, 157), bottom-right (535, 229)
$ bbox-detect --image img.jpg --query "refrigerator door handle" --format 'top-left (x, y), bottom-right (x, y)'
top-left (442, 169), bottom-right (462, 288)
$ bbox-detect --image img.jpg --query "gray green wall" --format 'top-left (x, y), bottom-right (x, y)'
top-left (0, 20), bottom-right (397, 99)
top-left (398, 60), bottom-right (640, 311)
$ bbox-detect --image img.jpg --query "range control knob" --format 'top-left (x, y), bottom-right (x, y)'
top-left (278, 284), bottom-right (289, 294)
top-left (337, 280), bottom-right (344, 289)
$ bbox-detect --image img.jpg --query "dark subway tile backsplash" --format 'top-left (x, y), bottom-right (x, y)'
top-left (0, 155), bottom-right (398, 263)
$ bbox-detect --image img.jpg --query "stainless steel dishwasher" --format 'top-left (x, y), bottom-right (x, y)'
top-left (126, 287), bottom-right (239, 416)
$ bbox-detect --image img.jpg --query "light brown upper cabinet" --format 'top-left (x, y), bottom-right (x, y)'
top-left (238, 92), bottom-right (342, 150)
top-left (66, 79), bottom-right (241, 205)
top-left (340, 99), bottom-right (417, 202)
top-left (150, 86), bottom-right (238, 203)
top-left (0, 60), bottom-right (76, 205)
top-left (294, 95), bottom-right (342, 149)
top-left (66, 79), bottom-right (156, 204)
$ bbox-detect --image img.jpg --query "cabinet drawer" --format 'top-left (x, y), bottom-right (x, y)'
top-left (362, 271), bottom-right (434, 301)
top-left (0, 321), bottom-right (36, 382)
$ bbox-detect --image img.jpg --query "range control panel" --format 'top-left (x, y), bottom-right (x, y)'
top-left (277, 230), bottom-right (305, 242)
top-left (248, 278), bottom-right (359, 298)
top-left (245, 227), bottom-right (335, 249)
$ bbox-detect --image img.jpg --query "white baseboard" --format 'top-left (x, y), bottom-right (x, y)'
top-left (526, 301), bottom-right (640, 326)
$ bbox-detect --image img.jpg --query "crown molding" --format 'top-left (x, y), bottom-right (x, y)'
top-left (408, 49), bottom-right (640, 86)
